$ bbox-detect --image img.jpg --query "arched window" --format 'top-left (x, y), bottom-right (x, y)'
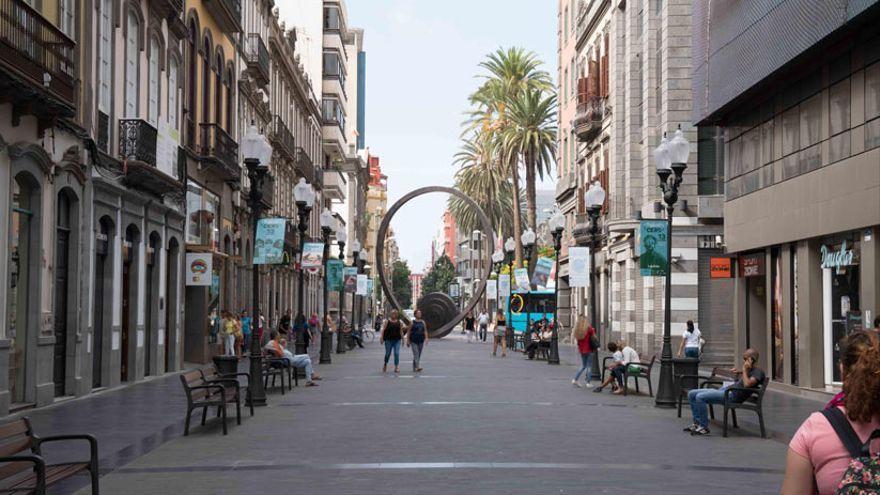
top-left (168, 56), bottom-right (179, 130)
top-left (186, 20), bottom-right (197, 145)
top-left (98, 0), bottom-right (112, 115)
top-left (124, 11), bottom-right (139, 118)
top-left (148, 37), bottom-right (160, 125)
top-left (202, 38), bottom-right (211, 126)
top-left (214, 53), bottom-right (222, 126)
top-left (225, 66), bottom-right (234, 132)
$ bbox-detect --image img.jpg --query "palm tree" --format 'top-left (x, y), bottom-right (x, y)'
top-left (462, 47), bottom-right (552, 268)
top-left (502, 88), bottom-right (558, 235)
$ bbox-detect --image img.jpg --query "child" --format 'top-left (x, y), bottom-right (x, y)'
top-left (592, 342), bottom-right (623, 393)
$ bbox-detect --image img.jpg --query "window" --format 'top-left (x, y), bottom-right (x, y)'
top-left (124, 11), bottom-right (139, 118)
top-left (168, 57), bottom-right (178, 129)
top-left (202, 39), bottom-right (210, 125)
top-left (99, 0), bottom-right (112, 113)
top-left (867, 62), bottom-right (880, 149)
top-left (323, 51), bottom-right (346, 88)
top-left (563, 8), bottom-right (568, 41)
top-left (322, 98), bottom-right (345, 132)
top-left (323, 6), bottom-right (341, 30)
top-left (59, 0), bottom-right (74, 38)
top-left (148, 37), bottom-right (159, 125)
top-left (186, 181), bottom-right (220, 248)
top-left (214, 54), bottom-right (222, 126)
top-left (225, 67), bottom-right (233, 133)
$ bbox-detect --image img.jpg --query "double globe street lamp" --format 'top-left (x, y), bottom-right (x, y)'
top-left (548, 213), bottom-right (566, 365)
top-left (491, 249), bottom-right (505, 315)
top-left (242, 125), bottom-right (273, 408)
top-left (293, 178), bottom-right (316, 355)
top-left (504, 237), bottom-right (516, 349)
top-left (584, 181), bottom-right (606, 380)
top-left (335, 227), bottom-right (348, 354)
top-left (319, 208), bottom-right (336, 364)
top-left (652, 127), bottom-right (691, 408)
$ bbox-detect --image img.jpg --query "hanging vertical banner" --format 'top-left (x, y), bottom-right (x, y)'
top-left (301, 242), bottom-right (324, 269)
top-left (253, 218), bottom-right (287, 265)
top-left (356, 274), bottom-right (368, 295)
top-left (343, 267), bottom-right (358, 293)
top-left (498, 276), bottom-right (511, 299)
top-left (486, 279), bottom-right (498, 300)
top-left (185, 253), bottom-right (212, 286)
top-left (449, 283), bottom-right (460, 298)
top-left (569, 247), bottom-right (591, 288)
top-left (366, 278), bottom-right (374, 295)
top-left (531, 257), bottom-right (555, 288)
top-left (327, 259), bottom-right (344, 291)
top-left (514, 268), bottom-right (530, 293)
top-left (639, 219), bottom-right (669, 276)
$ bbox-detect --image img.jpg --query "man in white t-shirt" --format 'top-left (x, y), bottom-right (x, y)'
top-left (593, 342), bottom-right (627, 393)
top-left (478, 311), bottom-right (490, 342)
top-left (678, 320), bottom-right (702, 358)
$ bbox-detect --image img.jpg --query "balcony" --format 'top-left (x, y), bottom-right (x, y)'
top-left (322, 167), bottom-right (346, 201)
top-left (0, 0), bottom-right (76, 119)
top-left (572, 213), bottom-right (594, 246)
top-left (296, 147), bottom-right (316, 185)
top-left (119, 119), bottom-right (184, 196)
top-left (261, 173), bottom-right (275, 210)
top-left (198, 123), bottom-right (240, 182)
top-left (153, 0), bottom-right (183, 21)
top-left (246, 34), bottom-right (269, 87)
top-left (203, 0), bottom-right (241, 33)
top-left (269, 115), bottom-right (295, 161)
top-left (573, 96), bottom-right (603, 142)
top-left (555, 172), bottom-right (577, 201)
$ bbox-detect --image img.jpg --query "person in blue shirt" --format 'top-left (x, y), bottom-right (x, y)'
top-left (407, 309), bottom-right (429, 372)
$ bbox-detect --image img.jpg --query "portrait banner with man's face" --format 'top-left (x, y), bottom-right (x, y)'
top-left (253, 218), bottom-right (287, 265)
top-left (639, 220), bottom-right (669, 276)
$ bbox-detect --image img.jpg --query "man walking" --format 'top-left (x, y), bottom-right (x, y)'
top-left (478, 310), bottom-right (490, 342)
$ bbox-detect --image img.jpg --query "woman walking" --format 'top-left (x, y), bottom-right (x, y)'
top-left (239, 310), bottom-right (252, 357)
top-left (380, 309), bottom-right (405, 373)
top-left (572, 319), bottom-right (597, 387)
top-left (493, 309), bottom-right (507, 358)
top-left (307, 312), bottom-right (320, 357)
top-left (407, 309), bottom-right (429, 372)
top-left (464, 311), bottom-right (476, 343)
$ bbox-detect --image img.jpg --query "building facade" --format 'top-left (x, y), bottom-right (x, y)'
top-left (560, 0), bottom-right (732, 365)
top-left (693, 0), bottom-right (880, 391)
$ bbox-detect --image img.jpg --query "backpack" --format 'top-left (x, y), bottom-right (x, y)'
top-left (821, 407), bottom-right (880, 495)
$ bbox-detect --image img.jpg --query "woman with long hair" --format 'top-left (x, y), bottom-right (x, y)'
top-left (407, 309), bottom-right (429, 372)
top-left (781, 330), bottom-right (880, 494)
top-left (571, 318), bottom-right (597, 388)
top-left (493, 309), bottom-right (507, 358)
top-left (380, 309), bottom-right (405, 373)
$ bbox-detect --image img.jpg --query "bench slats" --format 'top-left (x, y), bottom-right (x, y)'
top-left (0, 437), bottom-right (33, 458)
top-left (0, 422), bottom-right (29, 443)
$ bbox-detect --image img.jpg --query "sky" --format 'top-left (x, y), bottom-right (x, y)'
top-left (346, 0), bottom-right (558, 273)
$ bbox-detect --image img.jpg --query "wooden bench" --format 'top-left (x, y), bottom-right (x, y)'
top-left (623, 355), bottom-right (656, 397)
top-left (677, 367), bottom-right (769, 438)
top-left (0, 417), bottom-right (99, 494)
top-left (179, 370), bottom-right (240, 436)
top-left (200, 366), bottom-right (254, 419)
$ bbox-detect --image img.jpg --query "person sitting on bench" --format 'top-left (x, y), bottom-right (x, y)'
top-left (593, 342), bottom-right (624, 393)
top-left (264, 331), bottom-right (321, 387)
top-left (524, 322), bottom-right (543, 359)
top-left (684, 348), bottom-right (765, 436)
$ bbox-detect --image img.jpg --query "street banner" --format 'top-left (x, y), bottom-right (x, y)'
top-left (639, 219), bottom-right (669, 276)
top-left (253, 218), bottom-right (286, 265)
top-left (356, 274), bottom-right (368, 295)
top-left (449, 283), bottom-right (460, 298)
top-left (514, 268), bottom-right (530, 293)
top-left (498, 276), bottom-right (510, 298)
top-left (185, 253), bottom-right (212, 286)
top-left (301, 242), bottom-right (324, 269)
top-left (569, 247), bottom-right (590, 288)
top-left (367, 279), bottom-right (374, 295)
top-left (327, 259), bottom-right (344, 291)
top-left (531, 257), bottom-right (554, 288)
top-left (343, 267), bottom-right (358, 293)
top-left (486, 279), bottom-right (497, 300)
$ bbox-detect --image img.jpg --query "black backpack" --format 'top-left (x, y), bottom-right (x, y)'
top-left (821, 407), bottom-right (880, 495)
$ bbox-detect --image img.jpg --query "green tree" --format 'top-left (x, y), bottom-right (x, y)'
top-left (421, 254), bottom-right (456, 301)
top-left (391, 260), bottom-right (413, 309)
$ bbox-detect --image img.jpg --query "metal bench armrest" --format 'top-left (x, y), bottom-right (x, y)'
top-left (0, 454), bottom-right (47, 481)
top-left (34, 434), bottom-right (99, 464)
top-left (723, 386), bottom-right (759, 403)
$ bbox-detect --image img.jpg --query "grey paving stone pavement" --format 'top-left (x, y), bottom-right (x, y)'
top-left (5, 333), bottom-right (826, 494)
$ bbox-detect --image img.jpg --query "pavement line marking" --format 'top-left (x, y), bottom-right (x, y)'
top-left (114, 461), bottom-right (784, 475)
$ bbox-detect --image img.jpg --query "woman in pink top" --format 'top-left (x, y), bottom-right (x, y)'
top-left (781, 330), bottom-right (880, 494)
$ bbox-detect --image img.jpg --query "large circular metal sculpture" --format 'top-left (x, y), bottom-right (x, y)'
top-left (376, 186), bottom-right (494, 338)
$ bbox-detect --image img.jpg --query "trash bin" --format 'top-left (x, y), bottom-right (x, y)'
top-left (212, 355), bottom-right (238, 377)
top-left (672, 357), bottom-right (701, 402)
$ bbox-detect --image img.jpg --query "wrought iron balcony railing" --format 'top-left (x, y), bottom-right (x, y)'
top-left (270, 115), bottom-right (295, 160)
top-left (0, 0), bottom-right (76, 113)
top-left (573, 96), bottom-right (603, 142)
top-left (246, 33), bottom-right (269, 86)
top-left (119, 119), bottom-right (158, 166)
top-left (296, 147), bottom-right (316, 185)
top-left (199, 123), bottom-right (240, 182)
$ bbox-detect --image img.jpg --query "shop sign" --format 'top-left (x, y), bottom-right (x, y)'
top-left (185, 252), bottom-right (212, 286)
top-left (821, 241), bottom-right (856, 274)
top-left (709, 257), bottom-right (732, 279)
top-left (739, 253), bottom-right (765, 278)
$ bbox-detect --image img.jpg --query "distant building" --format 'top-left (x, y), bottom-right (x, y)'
top-left (410, 273), bottom-right (424, 304)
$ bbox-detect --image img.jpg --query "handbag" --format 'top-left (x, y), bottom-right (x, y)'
top-left (589, 332), bottom-right (599, 350)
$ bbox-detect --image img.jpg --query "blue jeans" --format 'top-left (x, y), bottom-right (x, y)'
top-left (684, 347), bottom-right (700, 358)
top-left (688, 387), bottom-right (728, 427)
top-left (573, 352), bottom-right (594, 382)
top-left (281, 351), bottom-right (315, 382)
top-left (384, 339), bottom-right (401, 366)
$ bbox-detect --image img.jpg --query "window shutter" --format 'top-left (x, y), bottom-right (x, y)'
top-left (148, 39), bottom-right (159, 125)
top-left (599, 168), bottom-right (609, 214)
top-left (99, 0), bottom-right (111, 113)
top-left (602, 33), bottom-right (610, 98)
top-left (588, 58), bottom-right (599, 99)
top-left (125, 12), bottom-right (139, 119)
top-left (168, 59), bottom-right (178, 129)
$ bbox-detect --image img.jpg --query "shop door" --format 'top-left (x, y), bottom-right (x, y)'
top-left (121, 261), bottom-right (131, 382)
top-left (824, 267), bottom-right (861, 384)
top-left (53, 220), bottom-right (70, 396)
top-left (8, 184), bottom-right (32, 404)
top-left (144, 244), bottom-right (154, 377)
top-left (93, 248), bottom-right (105, 388)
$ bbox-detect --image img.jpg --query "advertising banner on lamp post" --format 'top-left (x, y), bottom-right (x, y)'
top-left (327, 259), bottom-right (344, 291)
top-left (569, 247), bottom-right (590, 288)
top-left (531, 257), bottom-right (555, 288)
top-left (486, 279), bottom-right (497, 300)
top-left (639, 219), bottom-right (669, 276)
top-left (514, 268), bottom-right (530, 293)
top-left (253, 218), bottom-right (286, 265)
top-left (343, 267), bottom-right (358, 293)
top-left (301, 242), bottom-right (324, 269)
top-left (356, 274), bottom-right (368, 295)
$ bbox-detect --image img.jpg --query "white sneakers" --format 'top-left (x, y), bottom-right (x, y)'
top-left (572, 379), bottom-right (592, 388)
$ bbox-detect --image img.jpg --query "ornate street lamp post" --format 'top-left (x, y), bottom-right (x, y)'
top-left (521, 228), bottom-right (536, 353)
top-left (350, 239), bottom-right (361, 349)
top-left (653, 127), bottom-right (690, 408)
top-left (504, 237), bottom-right (516, 349)
top-left (335, 226), bottom-right (348, 354)
top-left (584, 181), bottom-right (606, 380)
top-left (549, 211), bottom-right (566, 365)
top-left (319, 208), bottom-right (335, 364)
top-left (242, 125), bottom-right (273, 407)
top-left (491, 249), bottom-right (504, 315)
top-left (293, 178), bottom-right (316, 355)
